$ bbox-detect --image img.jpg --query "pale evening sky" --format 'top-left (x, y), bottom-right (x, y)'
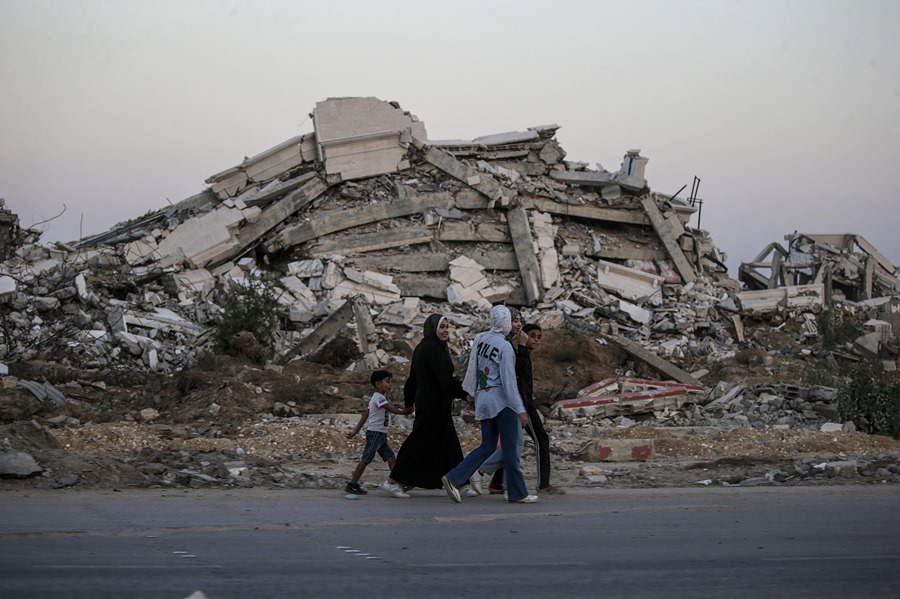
top-left (1, 0), bottom-right (897, 276)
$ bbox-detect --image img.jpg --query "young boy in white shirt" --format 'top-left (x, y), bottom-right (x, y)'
top-left (345, 370), bottom-right (411, 496)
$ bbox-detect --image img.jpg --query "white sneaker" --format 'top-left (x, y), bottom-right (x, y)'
top-left (380, 480), bottom-right (410, 498)
top-left (510, 494), bottom-right (539, 503)
top-left (464, 487), bottom-right (478, 497)
top-left (441, 475), bottom-right (461, 503)
top-left (469, 471), bottom-right (484, 495)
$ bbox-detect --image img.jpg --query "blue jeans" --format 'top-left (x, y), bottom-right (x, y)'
top-left (479, 425), bottom-right (524, 489)
top-left (445, 407), bottom-right (528, 501)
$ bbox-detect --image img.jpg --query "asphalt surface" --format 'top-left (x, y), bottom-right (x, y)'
top-left (0, 485), bottom-right (898, 598)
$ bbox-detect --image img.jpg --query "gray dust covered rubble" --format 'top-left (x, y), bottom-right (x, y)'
top-left (1, 96), bottom-right (899, 492)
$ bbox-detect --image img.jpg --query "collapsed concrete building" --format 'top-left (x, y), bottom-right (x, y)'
top-left (739, 232), bottom-right (900, 302)
top-left (735, 233), bottom-right (900, 357)
top-left (1, 97), bottom-right (897, 383)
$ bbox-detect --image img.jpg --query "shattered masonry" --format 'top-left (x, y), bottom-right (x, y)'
top-left (0, 96), bottom-right (898, 380)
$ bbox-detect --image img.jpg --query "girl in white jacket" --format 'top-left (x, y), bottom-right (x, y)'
top-left (441, 305), bottom-right (538, 504)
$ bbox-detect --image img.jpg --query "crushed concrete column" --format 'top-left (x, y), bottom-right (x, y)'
top-left (506, 206), bottom-right (543, 304)
top-left (278, 297), bottom-right (357, 365)
top-left (531, 211), bottom-right (560, 289)
top-left (351, 296), bottom-right (376, 355)
top-left (639, 196), bottom-right (697, 284)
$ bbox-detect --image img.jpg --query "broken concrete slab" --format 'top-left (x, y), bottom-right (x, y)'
top-left (472, 130), bottom-right (541, 146)
top-left (154, 205), bottom-right (245, 269)
top-left (242, 133), bottom-right (311, 184)
top-left (0, 275), bottom-right (15, 296)
top-left (725, 284), bottom-right (825, 314)
top-left (596, 259), bottom-right (665, 302)
top-left (585, 439), bottom-right (655, 462)
top-left (314, 97), bottom-right (426, 182)
top-left (266, 191), bottom-right (458, 252)
top-left (279, 297), bottom-right (359, 365)
top-left (606, 335), bottom-right (704, 387)
top-left (424, 146), bottom-right (508, 203)
top-left (639, 196), bottom-right (696, 284)
top-left (550, 169), bottom-right (614, 187)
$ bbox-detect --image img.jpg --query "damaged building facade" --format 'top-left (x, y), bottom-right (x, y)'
top-left (1, 97), bottom-right (898, 388)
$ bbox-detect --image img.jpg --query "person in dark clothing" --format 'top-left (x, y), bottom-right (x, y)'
top-left (386, 313), bottom-right (470, 493)
top-left (518, 323), bottom-right (562, 494)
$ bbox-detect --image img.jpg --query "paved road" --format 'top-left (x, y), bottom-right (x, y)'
top-left (0, 485), bottom-right (897, 598)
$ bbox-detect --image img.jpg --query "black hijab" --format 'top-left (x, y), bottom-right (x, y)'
top-left (423, 313), bottom-right (447, 342)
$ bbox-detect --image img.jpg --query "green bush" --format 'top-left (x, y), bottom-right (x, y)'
top-left (212, 274), bottom-right (280, 357)
top-left (817, 309), bottom-right (860, 350)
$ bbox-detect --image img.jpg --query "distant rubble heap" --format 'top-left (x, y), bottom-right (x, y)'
top-left (740, 233), bottom-right (900, 302)
top-left (1, 97), bottom-right (898, 387)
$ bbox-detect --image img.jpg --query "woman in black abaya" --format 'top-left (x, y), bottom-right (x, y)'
top-left (389, 313), bottom-right (469, 490)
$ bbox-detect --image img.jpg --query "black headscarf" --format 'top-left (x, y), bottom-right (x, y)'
top-left (422, 313), bottom-right (452, 361)
top-left (423, 313), bottom-right (447, 342)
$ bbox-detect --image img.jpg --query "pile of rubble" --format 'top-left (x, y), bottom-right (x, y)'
top-left (0, 96), bottom-right (732, 376)
top-left (1, 96), bottom-right (899, 443)
top-left (552, 378), bottom-right (848, 432)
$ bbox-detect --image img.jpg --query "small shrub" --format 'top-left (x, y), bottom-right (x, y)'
top-left (212, 274), bottom-right (280, 358)
top-left (817, 310), bottom-right (859, 351)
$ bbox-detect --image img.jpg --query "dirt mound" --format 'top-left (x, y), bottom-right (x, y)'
top-left (531, 329), bottom-right (628, 405)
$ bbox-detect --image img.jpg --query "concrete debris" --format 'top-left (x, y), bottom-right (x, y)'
top-left (583, 438), bottom-right (655, 462)
top-left (740, 233), bottom-right (899, 303)
top-left (1, 95), bottom-right (897, 390)
top-left (551, 377), bottom-right (705, 419)
top-left (552, 377), bottom-right (859, 434)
